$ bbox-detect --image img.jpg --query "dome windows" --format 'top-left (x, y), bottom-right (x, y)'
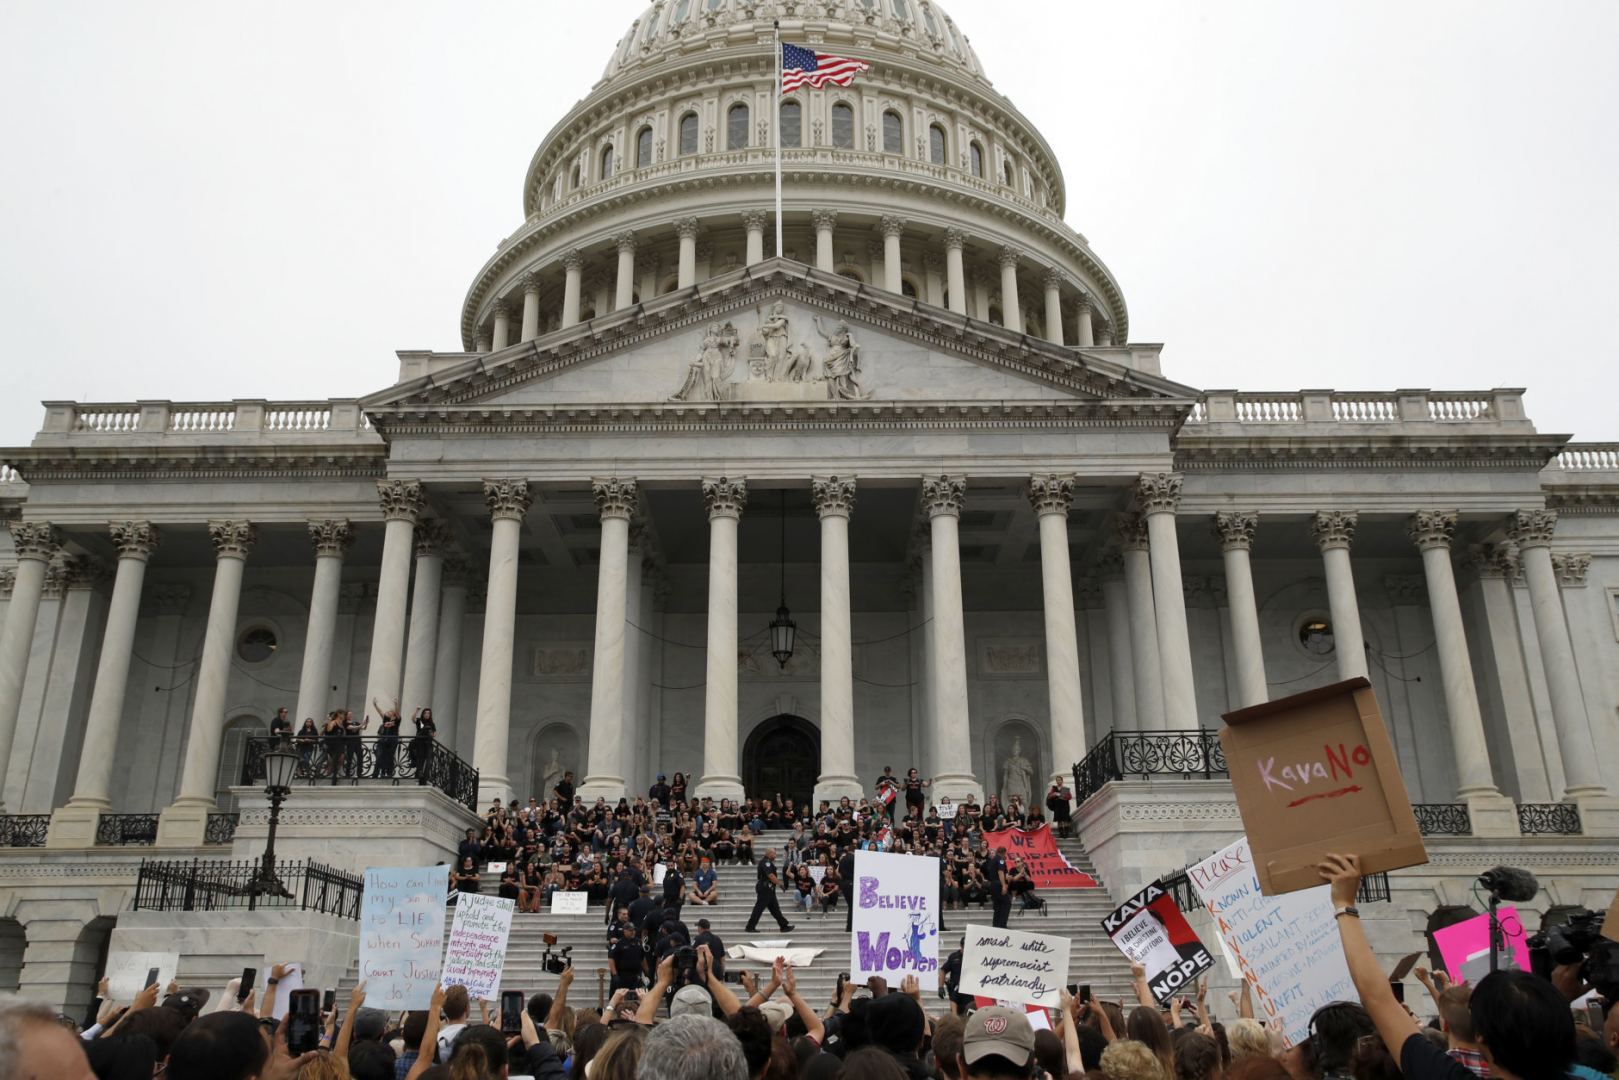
top-left (642, 8), bottom-right (662, 44)
top-left (600, 144), bottom-right (615, 180)
top-left (780, 101), bottom-right (802, 148)
top-left (831, 102), bottom-right (854, 149)
top-left (891, 0), bottom-right (911, 21)
top-left (679, 112), bottom-right (699, 156)
top-left (571, 162), bottom-right (582, 189)
top-left (921, 3), bottom-right (941, 37)
top-left (636, 126), bottom-right (654, 168)
top-left (670, 0), bottom-right (691, 26)
top-left (1001, 158), bottom-right (1014, 186)
top-left (882, 110), bottom-right (903, 154)
top-left (969, 140), bottom-right (984, 177)
top-left (727, 103), bottom-right (749, 149)
top-left (928, 123), bottom-right (947, 165)
top-left (707, 0), bottom-right (724, 9)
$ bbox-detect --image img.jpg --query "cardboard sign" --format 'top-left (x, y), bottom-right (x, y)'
top-left (1220, 676), bottom-right (1427, 894)
top-left (1189, 837), bottom-right (1356, 1048)
top-left (959, 924), bottom-right (1072, 1007)
top-left (358, 866), bottom-right (450, 1009)
top-left (1102, 881), bottom-right (1215, 1004)
top-left (851, 850), bottom-right (940, 990)
top-left (106, 951), bottom-right (178, 999)
top-left (1602, 887), bottom-right (1619, 944)
top-left (1433, 908), bottom-right (1531, 984)
top-left (441, 893), bottom-right (516, 1000)
top-left (981, 824), bottom-right (1098, 888)
top-left (551, 891), bottom-right (588, 914)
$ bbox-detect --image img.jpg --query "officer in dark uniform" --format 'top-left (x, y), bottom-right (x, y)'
top-left (744, 848), bottom-right (794, 933)
top-left (987, 845), bottom-right (1012, 928)
top-left (839, 847), bottom-right (857, 932)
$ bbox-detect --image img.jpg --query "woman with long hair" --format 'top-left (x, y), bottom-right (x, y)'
top-left (409, 706), bottom-right (437, 785)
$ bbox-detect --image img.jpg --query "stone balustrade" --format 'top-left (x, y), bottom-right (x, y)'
top-left (1552, 443), bottom-right (1619, 471)
top-left (35, 400), bottom-right (381, 445)
top-left (1186, 388), bottom-right (1529, 431)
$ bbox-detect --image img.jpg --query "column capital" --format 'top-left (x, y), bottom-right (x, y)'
top-left (1408, 509), bottom-right (1458, 552)
top-left (1384, 574), bottom-right (1427, 605)
top-left (701, 476), bottom-right (747, 519)
top-left (1114, 512), bottom-right (1150, 552)
top-left (0, 568), bottom-right (12, 597)
top-left (1212, 511), bottom-right (1258, 551)
top-left (7, 521), bottom-right (60, 563)
top-left (1465, 541), bottom-right (1519, 580)
top-left (811, 209), bottom-right (838, 232)
top-left (522, 271), bottom-right (543, 295)
top-left (1027, 474), bottom-right (1074, 516)
top-left (592, 477), bottom-right (640, 521)
top-left (614, 231), bottom-right (639, 254)
top-left (108, 521), bottom-right (160, 561)
top-left (942, 227), bottom-right (968, 251)
top-left (879, 215), bottom-right (907, 238)
top-left (740, 210), bottom-right (769, 232)
top-left (812, 475), bottom-right (857, 518)
top-left (1075, 294), bottom-right (1094, 315)
top-left (1133, 472), bottom-right (1183, 515)
top-left (1310, 510), bottom-right (1359, 551)
top-left (47, 555), bottom-right (100, 594)
top-left (147, 583), bottom-right (191, 615)
top-left (1095, 549), bottom-right (1124, 580)
top-left (307, 518), bottom-right (355, 558)
top-left (414, 519), bottom-right (455, 558)
top-left (208, 520), bottom-right (257, 560)
top-left (1507, 508), bottom-right (1558, 549)
top-left (1552, 552), bottom-right (1591, 588)
top-left (377, 479), bottom-right (424, 523)
top-left (484, 478), bottom-right (533, 522)
top-left (491, 299), bottom-right (510, 319)
top-left (998, 245), bottom-right (1023, 269)
top-left (921, 475), bottom-right (966, 518)
top-left (442, 552), bottom-right (473, 587)
top-left (675, 217), bottom-right (703, 240)
top-left (1041, 265), bottom-right (1064, 290)
top-left (562, 248), bottom-right (585, 271)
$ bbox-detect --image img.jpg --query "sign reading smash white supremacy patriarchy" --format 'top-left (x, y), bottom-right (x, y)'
top-left (958, 924), bottom-right (1071, 1007)
top-left (851, 850), bottom-right (940, 991)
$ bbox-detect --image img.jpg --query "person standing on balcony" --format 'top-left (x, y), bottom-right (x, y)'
top-left (409, 707), bottom-right (437, 785)
top-left (344, 708), bottom-right (367, 777)
top-left (322, 711), bottom-right (346, 781)
top-left (269, 707), bottom-right (293, 742)
top-left (376, 704), bottom-right (401, 779)
top-left (295, 718), bottom-right (319, 776)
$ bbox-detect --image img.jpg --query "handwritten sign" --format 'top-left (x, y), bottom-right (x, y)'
top-left (486, 862), bottom-right (507, 875)
top-left (1102, 881), bottom-right (1215, 1004)
top-left (359, 865), bottom-right (449, 1009)
top-left (1220, 677), bottom-right (1427, 894)
top-left (937, 803), bottom-right (957, 820)
top-left (105, 951), bottom-right (178, 999)
top-left (441, 893), bottom-right (515, 1000)
top-left (1189, 837), bottom-right (1356, 1048)
top-left (808, 865), bottom-right (827, 885)
top-left (551, 891), bottom-right (588, 914)
top-left (1434, 908), bottom-right (1531, 984)
top-left (959, 924), bottom-right (1071, 1007)
top-left (852, 850), bottom-right (940, 991)
top-left (980, 824), bottom-right (1098, 888)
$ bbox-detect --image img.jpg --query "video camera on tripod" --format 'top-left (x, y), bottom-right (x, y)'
top-left (1528, 910), bottom-right (1619, 1000)
top-left (542, 932), bottom-right (574, 975)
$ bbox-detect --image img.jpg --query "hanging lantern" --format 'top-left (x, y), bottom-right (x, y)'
top-left (770, 603), bottom-right (796, 668)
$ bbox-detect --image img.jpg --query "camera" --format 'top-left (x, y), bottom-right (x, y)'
top-left (1527, 909), bottom-right (1619, 999)
top-left (673, 945), bottom-right (700, 985)
top-left (542, 933), bottom-right (574, 975)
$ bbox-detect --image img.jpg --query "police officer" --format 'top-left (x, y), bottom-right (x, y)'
top-left (744, 847), bottom-right (794, 933)
top-left (839, 846), bottom-right (857, 932)
top-left (986, 845), bottom-right (1012, 928)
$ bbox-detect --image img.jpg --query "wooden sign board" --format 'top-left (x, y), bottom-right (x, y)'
top-left (1219, 676), bottom-right (1428, 895)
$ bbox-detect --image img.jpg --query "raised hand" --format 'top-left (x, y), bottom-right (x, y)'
top-left (349, 981), bottom-right (367, 1012)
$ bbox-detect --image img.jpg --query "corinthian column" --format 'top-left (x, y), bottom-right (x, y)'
top-left (1030, 475), bottom-right (1085, 779)
top-left (943, 229), bottom-right (968, 315)
top-left (742, 211), bottom-right (768, 265)
top-left (1214, 512), bottom-right (1267, 707)
top-left (431, 554), bottom-right (470, 750)
top-left (880, 217), bottom-right (906, 294)
top-left (581, 478), bottom-right (638, 801)
top-left (561, 250), bottom-right (584, 328)
top-left (0, 522), bottom-right (58, 811)
top-left (491, 301), bottom-right (512, 351)
top-left (48, 522), bottom-right (158, 844)
top-left (676, 219), bottom-right (701, 288)
top-left (923, 476), bottom-right (980, 799)
top-left (614, 233), bottom-right (638, 310)
top-left (296, 519), bottom-right (353, 725)
top-left (157, 521), bottom-right (256, 845)
top-left (1117, 514), bottom-right (1165, 730)
top-left (1042, 269), bottom-right (1065, 346)
top-left (696, 477), bottom-right (746, 802)
top-left (473, 479), bottom-right (532, 806)
top-left (813, 476), bottom-right (861, 802)
top-left (1311, 511), bottom-right (1368, 680)
top-left (1075, 297), bottom-right (1095, 348)
top-left (1097, 554), bottom-right (1137, 731)
top-left (363, 480), bottom-right (423, 724)
top-left (1137, 474), bottom-right (1197, 728)
top-left (400, 520), bottom-right (451, 721)
top-left (998, 246), bottom-right (1023, 333)
top-left (812, 211), bottom-right (837, 273)
top-left (1510, 509), bottom-right (1607, 797)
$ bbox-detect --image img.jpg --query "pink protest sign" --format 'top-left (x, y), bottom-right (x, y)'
top-left (1433, 907), bottom-right (1531, 984)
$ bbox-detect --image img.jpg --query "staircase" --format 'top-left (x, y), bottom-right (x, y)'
top-left (338, 830), bottom-right (1137, 1009)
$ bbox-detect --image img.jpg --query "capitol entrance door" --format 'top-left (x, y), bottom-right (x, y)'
top-left (743, 715), bottom-right (819, 810)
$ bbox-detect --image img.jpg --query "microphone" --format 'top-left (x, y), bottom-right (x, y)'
top-left (1478, 865), bottom-right (1539, 903)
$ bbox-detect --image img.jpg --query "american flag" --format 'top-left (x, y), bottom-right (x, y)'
top-left (781, 43), bottom-right (870, 93)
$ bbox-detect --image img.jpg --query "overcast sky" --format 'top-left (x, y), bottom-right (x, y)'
top-left (1, 1), bottom-right (1615, 446)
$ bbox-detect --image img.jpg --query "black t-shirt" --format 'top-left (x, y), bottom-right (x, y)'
top-left (1400, 1033), bottom-right (1478, 1080)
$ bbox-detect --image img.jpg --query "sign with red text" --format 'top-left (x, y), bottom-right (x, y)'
top-left (980, 824), bottom-right (1099, 889)
top-left (1219, 676), bottom-right (1427, 894)
top-left (1102, 881), bottom-right (1215, 1004)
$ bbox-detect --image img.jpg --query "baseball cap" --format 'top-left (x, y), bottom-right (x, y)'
top-left (353, 1007), bottom-right (390, 1040)
top-left (759, 999), bottom-right (793, 1032)
top-left (163, 988), bottom-right (210, 1018)
top-left (963, 1006), bottom-right (1036, 1066)
top-left (670, 985), bottom-right (713, 1019)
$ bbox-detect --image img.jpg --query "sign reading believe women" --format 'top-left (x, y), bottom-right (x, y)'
top-left (851, 850), bottom-right (940, 991)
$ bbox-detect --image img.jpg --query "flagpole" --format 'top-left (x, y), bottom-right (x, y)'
top-left (773, 19), bottom-right (783, 259)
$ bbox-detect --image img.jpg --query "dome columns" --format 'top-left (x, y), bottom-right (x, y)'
top-left (812, 210), bottom-right (838, 272)
top-left (1074, 296), bottom-right (1095, 348)
top-left (561, 249), bottom-right (585, 329)
top-left (741, 211), bottom-right (769, 265)
top-left (943, 228), bottom-right (968, 315)
top-left (1041, 267), bottom-right (1065, 347)
top-left (675, 218), bottom-right (701, 288)
top-left (614, 233), bottom-right (638, 311)
top-left (491, 301), bottom-right (512, 351)
top-left (998, 245), bottom-right (1023, 334)
top-left (879, 216), bottom-right (907, 294)
top-left (521, 273), bottom-right (543, 342)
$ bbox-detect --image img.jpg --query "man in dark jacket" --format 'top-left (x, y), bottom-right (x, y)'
top-left (693, 917), bottom-right (726, 979)
top-left (840, 847), bottom-right (857, 931)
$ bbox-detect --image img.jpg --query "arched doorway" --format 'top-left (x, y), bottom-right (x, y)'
top-left (743, 716), bottom-right (819, 809)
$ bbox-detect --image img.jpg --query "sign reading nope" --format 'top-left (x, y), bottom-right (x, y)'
top-left (1101, 881), bottom-right (1215, 1004)
top-left (1219, 676), bottom-right (1427, 894)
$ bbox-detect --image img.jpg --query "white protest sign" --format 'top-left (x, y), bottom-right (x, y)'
top-left (106, 951), bottom-right (178, 999)
top-left (1189, 837), bottom-right (1356, 1048)
top-left (264, 960), bottom-right (304, 1019)
top-left (359, 865), bottom-right (450, 1009)
top-left (808, 865), bottom-right (827, 885)
top-left (1101, 881), bottom-right (1215, 1004)
top-left (440, 893), bottom-right (515, 1000)
top-left (959, 924), bottom-right (1071, 1007)
top-left (851, 850), bottom-right (940, 991)
top-left (937, 804), bottom-right (957, 820)
top-left (487, 862), bottom-right (508, 874)
top-left (552, 891), bottom-right (588, 914)
top-left (654, 863), bottom-right (667, 886)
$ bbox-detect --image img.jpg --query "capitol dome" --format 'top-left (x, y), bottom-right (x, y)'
top-left (459, 0), bottom-right (1130, 365)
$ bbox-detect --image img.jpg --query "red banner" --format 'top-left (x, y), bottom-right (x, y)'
top-left (981, 823), bottom-right (1098, 889)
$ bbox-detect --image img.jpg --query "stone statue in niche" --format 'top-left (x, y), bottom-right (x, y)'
top-left (999, 736), bottom-right (1035, 807)
top-left (815, 316), bottom-right (869, 399)
top-left (540, 748), bottom-right (564, 799)
top-left (669, 320), bottom-right (741, 401)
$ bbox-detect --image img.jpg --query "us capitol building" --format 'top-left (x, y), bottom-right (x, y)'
top-left (1, 0), bottom-right (1616, 1013)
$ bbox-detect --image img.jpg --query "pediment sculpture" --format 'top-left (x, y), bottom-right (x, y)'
top-left (668, 301), bottom-right (870, 401)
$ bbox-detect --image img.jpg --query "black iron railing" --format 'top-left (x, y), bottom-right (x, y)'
top-left (204, 813), bottom-right (239, 845)
top-left (1160, 865), bottom-right (1391, 914)
top-left (1072, 730), bottom-right (1228, 804)
top-left (95, 814), bottom-right (159, 846)
top-left (1517, 803), bottom-right (1582, 835)
top-left (240, 736), bottom-right (479, 812)
top-left (1412, 804), bottom-right (1473, 836)
top-left (131, 857), bottom-right (363, 919)
top-left (0, 815), bottom-right (48, 848)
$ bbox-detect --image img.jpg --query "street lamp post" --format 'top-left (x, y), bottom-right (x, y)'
top-left (248, 740), bottom-right (300, 909)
